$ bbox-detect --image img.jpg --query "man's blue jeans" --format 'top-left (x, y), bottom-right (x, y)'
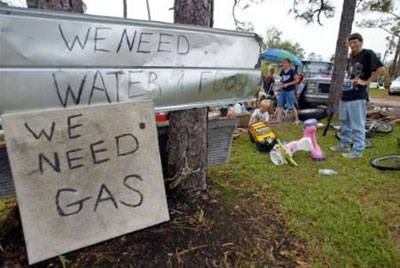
top-left (339, 99), bottom-right (366, 153)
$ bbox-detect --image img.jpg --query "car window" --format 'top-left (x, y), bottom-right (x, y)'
top-left (257, 128), bottom-right (271, 135)
top-left (303, 62), bottom-right (333, 75)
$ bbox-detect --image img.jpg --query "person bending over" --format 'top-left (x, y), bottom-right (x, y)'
top-left (249, 100), bottom-right (270, 126)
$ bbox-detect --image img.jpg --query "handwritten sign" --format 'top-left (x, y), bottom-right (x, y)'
top-left (0, 7), bottom-right (260, 115)
top-left (2, 101), bottom-right (169, 264)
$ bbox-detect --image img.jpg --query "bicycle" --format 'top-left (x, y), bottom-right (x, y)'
top-left (334, 119), bottom-right (393, 138)
top-left (335, 131), bottom-right (374, 148)
top-left (365, 119), bottom-right (393, 137)
top-left (370, 138), bottom-right (400, 171)
top-left (321, 112), bottom-right (372, 148)
top-left (334, 119), bottom-right (393, 148)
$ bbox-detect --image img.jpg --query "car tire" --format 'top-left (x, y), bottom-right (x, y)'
top-left (298, 108), bottom-right (326, 121)
top-left (298, 90), bottom-right (311, 109)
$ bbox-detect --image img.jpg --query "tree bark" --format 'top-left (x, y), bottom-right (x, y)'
top-left (123, 0), bottom-right (127, 18)
top-left (26, 0), bottom-right (84, 13)
top-left (327, 0), bottom-right (357, 115)
top-left (167, 0), bottom-right (213, 191)
top-left (391, 38), bottom-right (400, 79)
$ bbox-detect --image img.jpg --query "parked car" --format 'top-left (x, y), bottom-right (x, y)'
top-left (297, 61), bottom-right (333, 108)
top-left (389, 76), bottom-right (400, 95)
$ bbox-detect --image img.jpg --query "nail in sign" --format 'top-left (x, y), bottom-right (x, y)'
top-left (2, 101), bottom-right (169, 264)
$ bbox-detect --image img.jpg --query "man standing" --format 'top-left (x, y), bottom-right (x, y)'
top-left (275, 58), bottom-right (299, 123)
top-left (331, 33), bottom-right (385, 158)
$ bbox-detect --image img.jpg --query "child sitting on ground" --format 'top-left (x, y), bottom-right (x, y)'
top-left (248, 100), bottom-right (270, 126)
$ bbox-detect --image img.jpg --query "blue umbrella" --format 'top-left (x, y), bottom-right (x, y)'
top-left (260, 48), bottom-right (303, 67)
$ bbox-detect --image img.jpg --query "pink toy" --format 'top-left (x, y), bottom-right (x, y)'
top-left (303, 119), bottom-right (325, 160)
top-left (287, 138), bottom-right (313, 154)
top-left (270, 138), bottom-right (313, 166)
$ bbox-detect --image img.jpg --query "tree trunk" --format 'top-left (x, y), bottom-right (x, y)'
top-left (167, 0), bottom-right (213, 191)
top-left (391, 38), bottom-right (400, 79)
top-left (26, 0), bottom-right (84, 13)
top-left (327, 0), bottom-right (357, 115)
top-left (123, 0), bottom-right (127, 18)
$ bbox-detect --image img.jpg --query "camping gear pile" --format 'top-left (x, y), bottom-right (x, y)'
top-left (367, 108), bottom-right (400, 125)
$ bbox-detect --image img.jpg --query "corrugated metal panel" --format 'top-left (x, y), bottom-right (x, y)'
top-left (207, 119), bottom-right (238, 166)
top-left (0, 147), bottom-right (14, 198)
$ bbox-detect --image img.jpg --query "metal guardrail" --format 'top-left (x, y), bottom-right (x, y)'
top-left (0, 7), bottom-right (261, 115)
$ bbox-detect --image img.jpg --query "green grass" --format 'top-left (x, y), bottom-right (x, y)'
top-left (1, 123), bottom-right (399, 267)
top-left (210, 123), bottom-right (400, 267)
top-left (370, 88), bottom-right (390, 99)
top-left (0, 196), bottom-right (16, 237)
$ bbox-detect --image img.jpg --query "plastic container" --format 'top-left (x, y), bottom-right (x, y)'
top-left (156, 113), bottom-right (168, 122)
top-left (318, 169), bottom-right (337, 175)
top-left (234, 103), bottom-right (243, 114)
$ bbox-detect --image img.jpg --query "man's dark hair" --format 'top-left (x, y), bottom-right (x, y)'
top-left (283, 58), bottom-right (291, 64)
top-left (270, 68), bottom-right (275, 72)
top-left (348, 33), bottom-right (363, 43)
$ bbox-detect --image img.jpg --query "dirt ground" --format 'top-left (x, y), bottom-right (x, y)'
top-left (1, 187), bottom-right (308, 268)
top-left (370, 98), bottom-right (400, 109)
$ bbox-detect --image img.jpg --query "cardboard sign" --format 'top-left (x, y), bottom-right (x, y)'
top-left (2, 101), bottom-right (169, 264)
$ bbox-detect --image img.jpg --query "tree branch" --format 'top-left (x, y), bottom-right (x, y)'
top-left (316, 0), bottom-right (324, 26)
top-left (232, 0), bottom-right (239, 26)
top-left (291, 0), bottom-right (335, 26)
top-left (380, 26), bottom-right (400, 38)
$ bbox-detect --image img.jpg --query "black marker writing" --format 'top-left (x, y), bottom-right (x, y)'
top-left (88, 71), bottom-right (112, 104)
top-left (137, 32), bottom-right (153, 54)
top-left (67, 114), bottom-right (82, 139)
top-left (115, 133), bottom-right (139, 156)
top-left (93, 184), bottom-right (118, 212)
top-left (66, 148), bottom-right (84, 170)
top-left (39, 152), bottom-right (61, 174)
top-left (53, 73), bottom-right (87, 108)
top-left (56, 188), bottom-right (92, 217)
top-left (94, 27), bottom-right (111, 53)
top-left (58, 25), bottom-right (91, 51)
top-left (90, 140), bottom-right (110, 165)
top-left (25, 122), bottom-right (56, 141)
top-left (120, 174), bottom-right (143, 208)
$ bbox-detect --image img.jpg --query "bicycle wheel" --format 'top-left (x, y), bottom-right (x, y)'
top-left (370, 155), bottom-right (400, 171)
top-left (367, 120), bottom-right (393, 134)
top-left (365, 139), bottom-right (373, 148)
top-left (335, 131), bottom-right (373, 148)
top-left (335, 130), bottom-right (341, 141)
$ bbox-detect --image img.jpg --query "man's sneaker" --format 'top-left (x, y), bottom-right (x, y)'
top-left (330, 144), bottom-right (350, 153)
top-left (342, 151), bottom-right (363, 159)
